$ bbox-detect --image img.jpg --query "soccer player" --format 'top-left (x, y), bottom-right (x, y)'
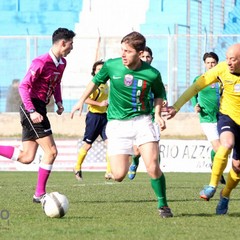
top-left (0, 27), bottom-right (75, 203)
top-left (141, 46), bottom-right (154, 64)
top-left (128, 46), bottom-right (167, 180)
top-left (191, 52), bottom-right (225, 185)
top-left (166, 43), bottom-right (240, 214)
top-left (71, 31), bottom-right (173, 218)
top-left (73, 60), bottom-right (113, 181)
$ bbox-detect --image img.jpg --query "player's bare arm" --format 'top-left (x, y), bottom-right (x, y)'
top-left (165, 78), bottom-right (212, 120)
top-left (85, 98), bottom-right (108, 107)
top-left (70, 81), bottom-right (99, 119)
top-left (155, 114), bottom-right (166, 131)
top-left (161, 100), bottom-right (168, 113)
top-left (154, 98), bottom-right (166, 131)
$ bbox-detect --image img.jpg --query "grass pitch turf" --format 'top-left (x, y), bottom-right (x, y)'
top-left (0, 171), bottom-right (239, 240)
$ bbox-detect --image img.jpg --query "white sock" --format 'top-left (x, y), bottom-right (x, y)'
top-left (39, 162), bottom-right (53, 171)
top-left (11, 147), bottom-right (20, 161)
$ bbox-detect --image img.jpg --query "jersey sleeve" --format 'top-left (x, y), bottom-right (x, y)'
top-left (53, 82), bottom-right (62, 104)
top-left (173, 70), bottom-right (219, 112)
top-left (53, 59), bottom-right (65, 104)
top-left (151, 72), bottom-right (166, 100)
top-left (92, 61), bottom-right (109, 85)
top-left (190, 76), bottom-right (199, 107)
top-left (18, 59), bottom-right (43, 111)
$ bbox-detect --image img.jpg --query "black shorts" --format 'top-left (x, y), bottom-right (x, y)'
top-left (218, 113), bottom-right (240, 159)
top-left (20, 99), bottom-right (52, 141)
top-left (83, 112), bottom-right (107, 144)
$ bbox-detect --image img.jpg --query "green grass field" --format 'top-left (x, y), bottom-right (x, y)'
top-left (0, 171), bottom-right (239, 240)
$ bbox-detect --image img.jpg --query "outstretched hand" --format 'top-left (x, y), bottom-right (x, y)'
top-left (70, 101), bottom-right (84, 119)
top-left (164, 106), bottom-right (177, 120)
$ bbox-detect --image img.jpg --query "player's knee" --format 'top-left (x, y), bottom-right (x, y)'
top-left (45, 148), bottom-right (58, 161)
top-left (19, 155), bottom-right (35, 164)
top-left (112, 173), bottom-right (124, 182)
top-left (51, 148), bottom-right (58, 160)
top-left (221, 142), bottom-right (234, 150)
top-left (145, 162), bottom-right (160, 175)
top-left (114, 176), bottom-right (124, 182)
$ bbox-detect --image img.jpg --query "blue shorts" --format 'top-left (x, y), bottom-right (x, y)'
top-left (218, 113), bottom-right (240, 159)
top-left (83, 112), bottom-right (107, 144)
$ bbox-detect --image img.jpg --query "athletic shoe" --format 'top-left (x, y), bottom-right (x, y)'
top-left (105, 172), bottom-right (114, 180)
top-left (216, 191), bottom-right (229, 215)
top-left (74, 169), bottom-right (83, 181)
top-left (219, 175), bottom-right (226, 185)
top-left (128, 164), bottom-right (138, 180)
top-left (199, 185), bottom-right (216, 201)
top-left (33, 193), bottom-right (46, 203)
top-left (158, 207), bottom-right (173, 218)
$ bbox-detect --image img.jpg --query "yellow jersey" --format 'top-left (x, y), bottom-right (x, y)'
top-left (174, 61), bottom-right (240, 125)
top-left (88, 84), bottom-right (109, 113)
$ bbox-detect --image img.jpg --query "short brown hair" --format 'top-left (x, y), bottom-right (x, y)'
top-left (144, 46), bottom-right (153, 57)
top-left (203, 52), bottom-right (219, 63)
top-left (91, 60), bottom-right (104, 76)
top-left (121, 31), bottom-right (146, 52)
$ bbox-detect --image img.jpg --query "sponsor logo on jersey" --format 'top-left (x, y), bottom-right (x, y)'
top-left (113, 75), bottom-right (121, 80)
top-left (225, 80), bottom-right (234, 84)
top-left (234, 83), bottom-right (240, 92)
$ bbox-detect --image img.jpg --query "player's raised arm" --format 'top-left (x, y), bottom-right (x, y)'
top-left (70, 81), bottom-right (98, 119)
top-left (165, 76), bottom-right (213, 119)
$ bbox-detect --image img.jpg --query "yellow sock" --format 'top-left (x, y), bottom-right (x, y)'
top-left (209, 146), bottom-right (231, 187)
top-left (75, 147), bottom-right (87, 171)
top-left (222, 168), bottom-right (240, 198)
top-left (106, 152), bottom-right (111, 173)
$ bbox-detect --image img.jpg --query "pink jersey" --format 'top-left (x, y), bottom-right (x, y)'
top-left (19, 52), bottom-right (66, 111)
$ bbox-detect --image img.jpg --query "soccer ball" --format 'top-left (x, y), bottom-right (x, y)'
top-left (42, 192), bottom-right (69, 218)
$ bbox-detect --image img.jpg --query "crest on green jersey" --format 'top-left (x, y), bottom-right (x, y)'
top-left (124, 74), bottom-right (134, 86)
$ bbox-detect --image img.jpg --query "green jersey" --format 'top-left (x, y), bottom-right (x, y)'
top-left (191, 76), bottom-right (220, 123)
top-left (92, 58), bottom-right (166, 120)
